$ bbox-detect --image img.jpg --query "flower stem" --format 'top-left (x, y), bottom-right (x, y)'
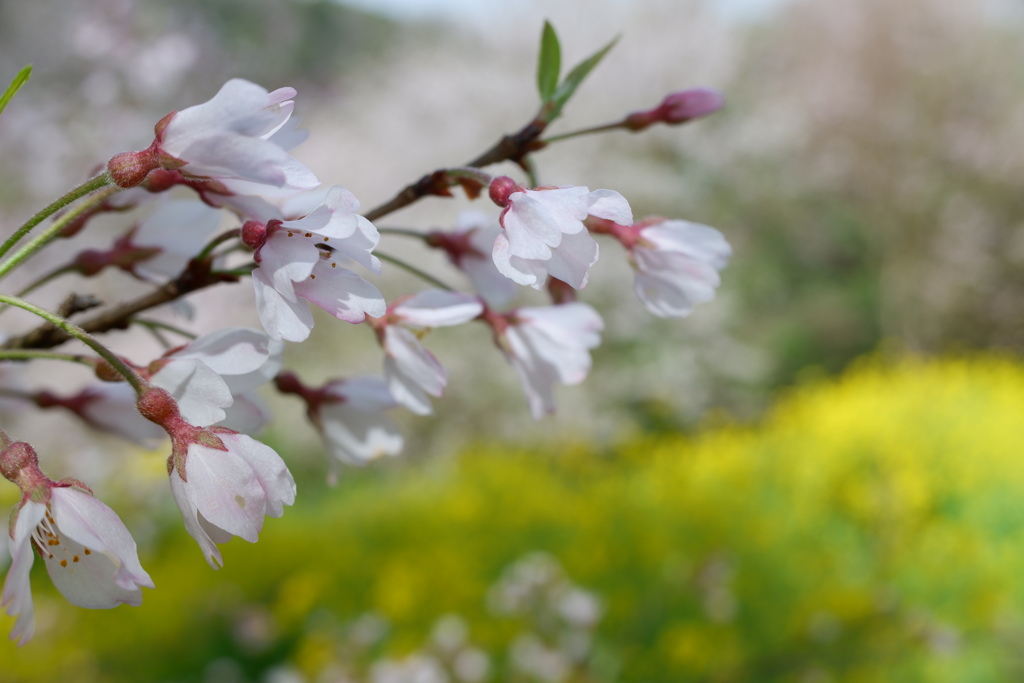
top-left (0, 185), bottom-right (120, 283)
top-left (0, 172), bottom-right (113, 262)
top-left (0, 349), bottom-right (97, 366)
top-left (375, 251), bottom-right (455, 291)
top-left (541, 121), bottom-right (622, 144)
top-left (0, 294), bottom-right (147, 395)
top-left (377, 227), bottom-right (431, 240)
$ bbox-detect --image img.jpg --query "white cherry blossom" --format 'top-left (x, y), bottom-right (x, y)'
top-left (628, 219), bottom-right (731, 318)
top-left (251, 186), bottom-right (386, 342)
top-left (149, 327), bottom-right (283, 430)
top-left (316, 377), bottom-right (404, 473)
top-left (2, 468), bottom-right (152, 645)
top-left (157, 78), bottom-right (319, 196)
top-left (168, 430), bottom-right (296, 569)
top-left (430, 211), bottom-right (517, 307)
top-left (376, 291), bottom-right (483, 415)
top-left (487, 303), bottom-right (604, 419)
top-left (489, 178), bottom-right (633, 290)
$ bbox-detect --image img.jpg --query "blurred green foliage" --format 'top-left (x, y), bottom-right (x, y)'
top-left (4, 353), bottom-right (1024, 681)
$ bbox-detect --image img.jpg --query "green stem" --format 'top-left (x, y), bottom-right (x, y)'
top-left (0, 172), bottom-right (113, 262)
top-left (0, 294), bottom-right (147, 395)
top-left (0, 185), bottom-right (119, 283)
top-left (376, 251), bottom-right (454, 291)
top-left (541, 121), bottom-right (623, 144)
top-left (196, 228), bottom-right (241, 262)
top-left (0, 349), bottom-right (96, 366)
top-left (135, 319), bottom-right (197, 341)
top-left (377, 227), bottom-right (431, 240)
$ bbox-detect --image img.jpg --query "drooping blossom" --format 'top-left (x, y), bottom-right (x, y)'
top-left (148, 327), bottom-right (283, 431)
top-left (274, 373), bottom-right (403, 482)
top-left (33, 383), bottom-right (166, 448)
top-left (482, 303), bottom-right (603, 419)
top-left (489, 177), bottom-right (633, 290)
top-left (136, 388), bottom-right (296, 568)
top-left (370, 290), bottom-right (483, 415)
top-left (243, 185), bottom-right (386, 342)
top-left (108, 78), bottom-right (320, 195)
top-left (68, 200), bottom-right (224, 284)
top-left (426, 210), bottom-right (517, 308)
top-left (0, 442), bottom-right (153, 646)
top-left (589, 216), bottom-right (731, 318)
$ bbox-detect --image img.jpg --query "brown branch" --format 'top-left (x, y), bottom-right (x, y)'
top-left (0, 259), bottom-right (239, 351)
top-left (362, 118), bottom-right (549, 223)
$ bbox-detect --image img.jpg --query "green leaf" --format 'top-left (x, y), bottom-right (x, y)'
top-left (536, 21), bottom-right (561, 102)
top-left (542, 36), bottom-right (618, 124)
top-left (0, 64), bottom-right (32, 117)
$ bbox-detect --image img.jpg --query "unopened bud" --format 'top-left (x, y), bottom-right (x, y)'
top-left (136, 386), bottom-right (181, 428)
top-left (0, 442), bottom-right (40, 486)
top-left (623, 88), bottom-right (724, 131)
top-left (107, 145), bottom-right (162, 188)
top-left (241, 220), bottom-right (269, 250)
top-left (489, 176), bottom-right (526, 208)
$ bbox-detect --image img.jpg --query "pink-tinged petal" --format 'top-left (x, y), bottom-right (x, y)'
top-left (163, 80), bottom-right (290, 149)
top-left (504, 189), bottom-right (589, 257)
top-left (383, 327), bottom-right (446, 415)
top-left (218, 434), bottom-right (295, 518)
top-left (393, 291), bottom-right (483, 328)
top-left (585, 189), bottom-right (633, 225)
top-left (182, 445), bottom-right (267, 544)
top-left (500, 304), bottom-right (603, 419)
top-left (293, 262), bottom-right (386, 323)
top-left (78, 383), bottom-right (167, 447)
top-left (503, 327), bottom-right (557, 419)
top-left (640, 220), bottom-right (732, 269)
top-left (319, 401), bottom-right (403, 466)
top-left (260, 229), bottom-right (319, 292)
top-left (176, 328), bottom-right (274, 373)
top-left (541, 231), bottom-right (599, 290)
top-left (49, 489), bottom-right (153, 594)
top-left (325, 376), bottom-right (399, 411)
top-left (169, 473), bottom-right (223, 569)
top-left (2, 502), bottom-right (45, 645)
top-left (493, 233), bottom-right (547, 288)
top-left (134, 200), bottom-right (223, 282)
top-left (218, 393), bottom-right (271, 434)
top-left (150, 358), bottom-right (232, 428)
top-left (253, 268), bottom-right (314, 342)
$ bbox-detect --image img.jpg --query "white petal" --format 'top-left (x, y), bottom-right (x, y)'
top-left (219, 433), bottom-right (296, 518)
top-left (253, 268), bottom-right (314, 342)
top-left (2, 502), bottom-right (45, 645)
top-left (393, 290), bottom-right (483, 328)
top-left (183, 444), bottom-right (267, 544)
top-left (293, 262), bottom-right (386, 324)
top-left (585, 189), bottom-right (633, 225)
top-left (150, 358), bottom-right (231, 428)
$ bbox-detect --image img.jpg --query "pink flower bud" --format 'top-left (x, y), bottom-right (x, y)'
top-left (623, 88), bottom-right (724, 131)
top-left (489, 176), bottom-right (525, 208)
top-left (106, 146), bottom-right (163, 189)
top-left (0, 442), bottom-right (40, 486)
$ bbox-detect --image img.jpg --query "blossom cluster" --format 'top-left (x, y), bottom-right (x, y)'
top-left (0, 26), bottom-right (730, 645)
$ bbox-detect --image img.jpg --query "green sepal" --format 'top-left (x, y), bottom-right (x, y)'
top-left (541, 36), bottom-right (619, 124)
top-left (0, 64), bottom-right (32, 117)
top-left (536, 21), bottom-right (561, 102)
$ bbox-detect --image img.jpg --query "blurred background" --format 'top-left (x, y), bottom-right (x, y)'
top-left (1, 0), bottom-right (1024, 680)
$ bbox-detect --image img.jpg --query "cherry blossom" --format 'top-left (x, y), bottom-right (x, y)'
top-left (165, 79), bottom-right (317, 194)
top-left (34, 383), bottom-right (166, 448)
top-left (1, 442), bottom-right (153, 646)
top-left (589, 217), bottom-right (731, 318)
top-left (168, 429), bottom-right (296, 568)
top-left (427, 211), bottom-right (517, 307)
top-left (371, 291), bottom-right (484, 415)
top-left (245, 185), bottom-right (387, 342)
top-left (130, 200), bottom-right (224, 282)
top-left (489, 177), bottom-right (633, 290)
top-left (275, 373), bottom-right (403, 482)
top-left (148, 327), bottom-right (283, 430)
top-left (136, 388), bottom-right (296, 568)
top-left (483, 303), bottom-right (603, 419)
